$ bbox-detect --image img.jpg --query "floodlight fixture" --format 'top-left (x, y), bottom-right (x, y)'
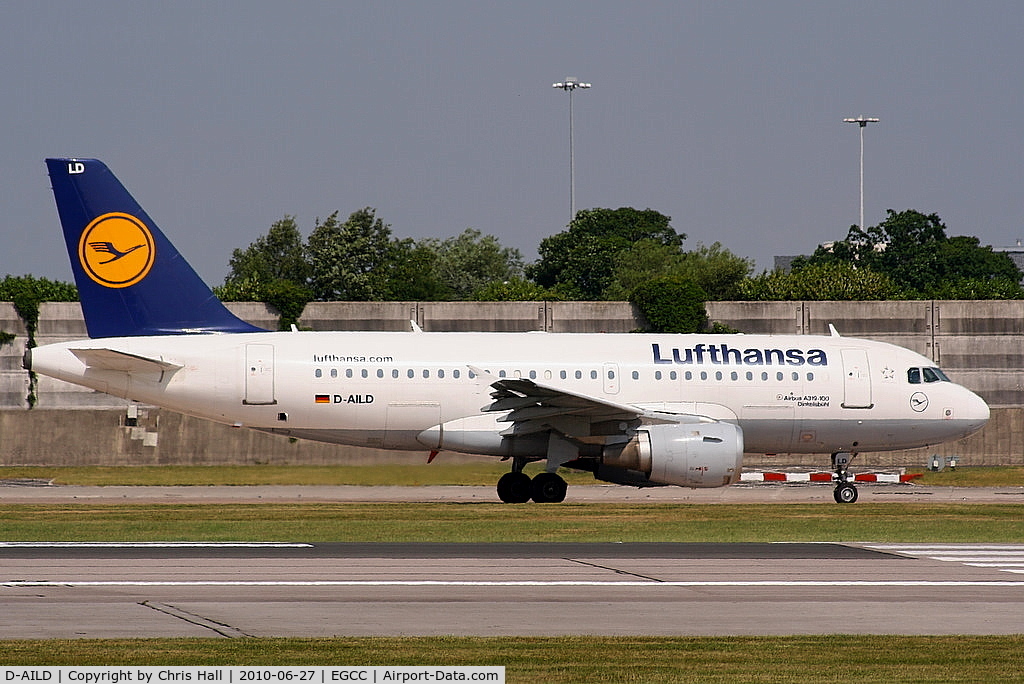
top-left (553, 77), bottom-right (591, 220)
top-left (843, 116), bottom-right (880, 229)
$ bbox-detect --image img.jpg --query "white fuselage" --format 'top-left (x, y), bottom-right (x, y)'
top-left (30, 331), bottom-right (989, 456)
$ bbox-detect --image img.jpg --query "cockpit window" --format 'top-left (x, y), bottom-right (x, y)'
top-left (908, 366), bottom-right (950, 384)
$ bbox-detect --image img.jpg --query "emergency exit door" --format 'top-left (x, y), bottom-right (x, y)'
top-left (244, 344), bottom-right (276, 405)
top-left (840, 348), bottom-right (872, 409)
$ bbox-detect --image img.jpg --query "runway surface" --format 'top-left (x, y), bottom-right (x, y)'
top-left (4, 541), bottom-right (1024, 638)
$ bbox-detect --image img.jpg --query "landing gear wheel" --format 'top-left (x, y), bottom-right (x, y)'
top-left (497, 472), bottom-right (532, 503)
top-left (531, 472), bottom-right (568, 503)
top-left (833, 482), bottom-right (858, 504)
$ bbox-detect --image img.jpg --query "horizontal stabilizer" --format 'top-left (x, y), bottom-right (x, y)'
top-left (70, 348), bottom-right (182, 374)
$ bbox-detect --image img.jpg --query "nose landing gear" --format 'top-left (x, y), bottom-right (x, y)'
top-left (831, 451), bottom-right (858, 504)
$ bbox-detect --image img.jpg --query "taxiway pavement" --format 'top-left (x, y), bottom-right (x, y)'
top-left (4, 541), bottom-right (1024, 638)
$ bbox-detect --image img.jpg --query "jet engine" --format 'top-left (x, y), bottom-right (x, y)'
top-left (599, 421), bottom-right (743, 488)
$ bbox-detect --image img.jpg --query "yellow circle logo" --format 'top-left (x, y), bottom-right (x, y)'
top-left (78, 212), bottom-right (156, 288)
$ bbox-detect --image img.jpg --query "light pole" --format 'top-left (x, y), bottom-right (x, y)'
top-left (553, 77), bottom-right (590, 221)
top-left (843, 116), bottom-right (879, 230)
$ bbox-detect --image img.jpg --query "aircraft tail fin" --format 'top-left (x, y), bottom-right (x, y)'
top-left (46, 158), bottom-right (264, 338)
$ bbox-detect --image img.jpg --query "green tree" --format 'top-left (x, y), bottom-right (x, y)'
top-left (421, 228), bottom-right (524, 300)
top-left (225, 215), bottom-right (309, 288)
top-left (630, 276), bottom-right (707, 333)
top-left (801, 209), bottom-right (1022, 295)
top-left (306, 208), bottom-right (395, 301)
top-left (527, 208), bottom-right (683, 300)
top-left (385, 239), bottom-right (450, 301)
top-left (738, 262), bottom-right (902, 301)
top-left (0, 275), bottom-right (78, 339)
top-left (261, 279), bottom-right (314, 330)
top-left (604, 240), bottom-right (753, 301)
top-left (472, 277), bottom-right (560, 301)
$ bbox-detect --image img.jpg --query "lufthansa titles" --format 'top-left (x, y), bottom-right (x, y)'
top-left (652, 343), bottom-right (827, 367)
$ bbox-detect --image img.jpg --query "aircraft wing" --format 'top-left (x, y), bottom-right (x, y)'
top-left (70, 348), bottom-right (183, 374)
top-left (474, 368), bottom-right (689, 442)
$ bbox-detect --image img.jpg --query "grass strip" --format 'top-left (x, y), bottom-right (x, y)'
top-left (1, 503), bottom-right (1023, 542)
top-left (1, 636), bottom-right (1024, 682)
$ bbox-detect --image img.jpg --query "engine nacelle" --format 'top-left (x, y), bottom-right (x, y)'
top-left (600, 422), bottom-right (743, 488)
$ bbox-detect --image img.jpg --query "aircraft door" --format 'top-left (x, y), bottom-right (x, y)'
top-left (243, 343), bottom-right (276, 405)
top-left (840, 348), bottom-right (872, 409)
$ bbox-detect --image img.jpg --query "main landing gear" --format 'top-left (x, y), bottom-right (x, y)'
top-left (831, 451), bottom-right (858, 504)
top-left (496, 464), bottom-right (568, 504)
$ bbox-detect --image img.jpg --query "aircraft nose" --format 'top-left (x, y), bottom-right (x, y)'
top-left (960, 388), bottom-right (990, 435)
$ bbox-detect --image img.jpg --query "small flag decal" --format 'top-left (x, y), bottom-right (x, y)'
top-left (314, 395), bottom-right (330, 404)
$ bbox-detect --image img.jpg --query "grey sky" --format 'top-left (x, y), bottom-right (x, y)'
top-left (2, 1), bottom-right (1022, 286)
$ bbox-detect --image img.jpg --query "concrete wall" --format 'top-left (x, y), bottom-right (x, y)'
top-left (299, 301), bottom-right (642, 333)
top-left (0, 408), bottom-right (461, 467)
top-left (0, 303), bottom-right (27, 409)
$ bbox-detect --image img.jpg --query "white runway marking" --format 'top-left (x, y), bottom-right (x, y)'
top-left (0, 542), bottom-right (313, 548)
top-left (865, 544), bottom-right (1024, 575)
